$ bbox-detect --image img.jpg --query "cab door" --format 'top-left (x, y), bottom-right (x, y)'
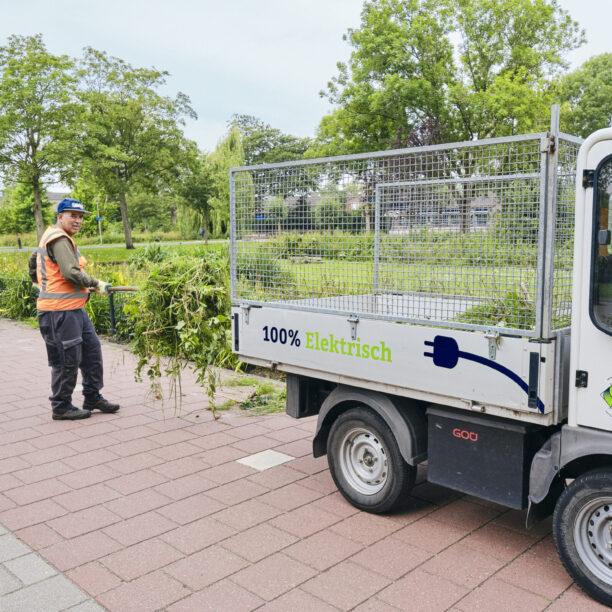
top-left (572, 132), bottom-right (612, 429)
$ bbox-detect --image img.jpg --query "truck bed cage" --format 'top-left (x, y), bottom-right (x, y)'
top-left (230, 120), bottom-right (582, 339)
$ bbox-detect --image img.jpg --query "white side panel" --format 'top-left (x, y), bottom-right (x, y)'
top-left (571, 136), bottom-right (612, 430)
top-left (234, 306), bottom-right (554, 416)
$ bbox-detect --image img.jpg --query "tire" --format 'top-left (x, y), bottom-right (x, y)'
top-left (327, 407), bottom-right (416, 514)
top-left (553, 468), bottom-right (612, 607)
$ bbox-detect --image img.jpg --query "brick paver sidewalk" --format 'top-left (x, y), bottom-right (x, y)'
top-left (0, 319), bottom-right (604, 611)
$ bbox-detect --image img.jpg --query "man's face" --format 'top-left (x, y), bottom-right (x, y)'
top-left (57, 211), bottom-right (84, 236)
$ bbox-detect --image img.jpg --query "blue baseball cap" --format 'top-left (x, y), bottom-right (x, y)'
top-left (57, 198), bottom-right (91, 214)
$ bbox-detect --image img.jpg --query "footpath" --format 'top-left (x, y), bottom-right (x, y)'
top-left (0, 318), bottom-right (602, 611)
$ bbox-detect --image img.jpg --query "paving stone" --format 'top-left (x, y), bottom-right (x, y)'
top-left (47, 506), bottom-right (121, 539)
top-left (0, 565), bottom-right (22, 596)
top-left (154, 473), bottom-right (217, 501)
top-left (259, 483), bottom-right (323, 511)
top-left (454, 577), bottom-right (549, 611)
top-left (284, 529), bottom-right (364, 571)
top-left (106, 468), bottom-right (168, 495)
top-left (205, 479), bottom-right (268, 505)
top-left (427, 499), bottom-right (500, 532)
top-left (422, 542), bottom-right (505, 588)
top-left (100, 538), bottom-right (184, 581)
top-left (260, 588), bottom-right (338, 611)
top-left (246, 464), bottom-right (305, 489)
top-left (66, 562), bottom-right (123, 597)
top-left (393, 516), bottom-right (466, 553)
top-left (159, 516), bottom-right (236, 554)
top-left (232, 552), bottom-right (317, 601)
top-left (271, 504), bottom-right (341, 538)
top-left (214, 499), bottom-right (281, 530)
top-left (41, 531), bottom-right (123, 571)
top-left (330, 512), bottom-right (400, 546)
top-left (237, 449), bottom-right (294, 471)
top-left (350, 535), bottom-right (432, 580)
top-left (378, 568), bottom-right (469, 611)
top-left (165, 544), bottom-right (248, 589)
top-left (221, 523), bottom-right (298, 562)
top-left (167, 580), bottom-right (263, 612)
top-left (102, 510), bottom-right (177, 546)
top-left (546, 584), bottom-right (610, 611)
top-left (310, 492), bottom-right (360, 518)
top-left (13, 523), bottom-right (63, 551)
top-left (496, 552), bottom-right (574, 599)
top-left (4, 552), bottom-right (57, 585)
top-left (0, 532), bottom-right (32, 562)
top-left (462, 522), bottom-right (535, 561)
top-left (102, 488), bottom-right (171, 519)
top-left (0, 574), bottom-right (88, 612)
top-left (302, 560), bottom-right (391, 609)
top-left (58, 465), bottom-right (120, 490)
top-left (97, 570), bottom-right (191, 612)
top-left (64, 600), bottom-right (107, 612)
top-left (156, 493), bottom-right (226, 525)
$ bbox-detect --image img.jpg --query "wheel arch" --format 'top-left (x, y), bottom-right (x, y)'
top-left (312, 385), bottom-right (427, 466)
top-left (529, 426), bottom-right (612, 506)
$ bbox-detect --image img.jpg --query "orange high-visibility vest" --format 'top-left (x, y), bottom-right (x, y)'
top-left (36, 226), bottom-right (90, 311)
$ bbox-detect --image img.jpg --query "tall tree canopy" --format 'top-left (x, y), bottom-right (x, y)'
top-left (313, 0), bottom-right (584, 155)
top-left (558, 54), bottom-right (612, 138)
top-left (0, 34), bottom-right (80, 240)
top-left (230, 114), bottom-right (311, 165)
top-left (76, 48), bottom-right (197, 248)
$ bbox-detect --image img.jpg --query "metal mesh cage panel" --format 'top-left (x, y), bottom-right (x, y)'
top-left (231, 133), bottom-right (581, 336)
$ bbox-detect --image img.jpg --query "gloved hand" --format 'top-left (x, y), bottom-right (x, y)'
top-left (32, 283), bottom-right (40, 295)
top-left (94, 280), bottom-right (112, 295)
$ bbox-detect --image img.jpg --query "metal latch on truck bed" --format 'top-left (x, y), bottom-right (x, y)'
top-left (484, 330), bottom-right (500, 360)
top-left (347, 316), bottom-right (359, 340)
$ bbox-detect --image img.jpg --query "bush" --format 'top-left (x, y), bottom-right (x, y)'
top-left (128, 244), bottom-right (169, 268)
top-left (126, 250), bottom-right (235, 417)
top-left (0, 276), bottom-right (37, 319)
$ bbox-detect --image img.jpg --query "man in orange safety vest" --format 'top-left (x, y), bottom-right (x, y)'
top-left (29, 199), bottom-right (120, 420)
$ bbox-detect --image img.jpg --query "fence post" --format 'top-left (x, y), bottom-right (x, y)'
top-left (108, 292), bottom-right (116, 336)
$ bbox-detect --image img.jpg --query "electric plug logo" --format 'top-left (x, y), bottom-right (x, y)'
top-left (602, 381), bottom-right (612, 418)
top-left (424, 335), bottom-right (545, 414)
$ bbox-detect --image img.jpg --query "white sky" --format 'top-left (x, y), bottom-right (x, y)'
top-left (0, 0), bottom-right (609, 152)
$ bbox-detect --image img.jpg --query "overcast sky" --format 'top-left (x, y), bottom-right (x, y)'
top-left (0, 0), bottom-right (610, 152)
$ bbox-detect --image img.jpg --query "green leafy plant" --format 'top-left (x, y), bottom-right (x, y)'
top-left (456, 289), bottom-right (536, 329)
top-left (0, 276), bottom-right (37, 319)
top-left (126, 250), bottom-right (235, 418)
top-left (239, 381), bottom-right (287, 415)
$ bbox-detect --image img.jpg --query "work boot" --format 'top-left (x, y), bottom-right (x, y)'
top-left (83, 394), bottom-right (120, 413)
top-left (52, 407), bottom-right (91, 420)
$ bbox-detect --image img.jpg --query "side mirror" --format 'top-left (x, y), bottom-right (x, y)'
top-left (598, 229), bottom-right (611, 246)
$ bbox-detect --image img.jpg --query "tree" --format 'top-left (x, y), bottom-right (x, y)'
top-left (0, 182), bottom-right (53, 234)
top-left (0, 34), bottom-right (80, 240)
top-left (265, 196), bottom-right (288, 233)
top-left (205, 128), bottom-right (244, 237)
top-left (558, 54), bottom-right (612, 138)
top-left (179, 152), bottom-right (216, 242)
top-left (76, 48), bottom-right (196, 248)
top-left (229, 114), bottom-right (311, 165)
top-left (315, 198), bottom-right (344, 232)
top-left (313, 0), bottom-right (584, 155)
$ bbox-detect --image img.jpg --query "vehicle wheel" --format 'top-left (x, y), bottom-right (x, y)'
top-left (327, 407), bottom-right (416, 514)
top-left (553, 468), bottom-right (612, 607)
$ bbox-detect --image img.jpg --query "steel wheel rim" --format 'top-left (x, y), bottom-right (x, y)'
top-left (339, 426), bottom-right (388, 495)
top-left (574, 496), bottom-right (612, 583)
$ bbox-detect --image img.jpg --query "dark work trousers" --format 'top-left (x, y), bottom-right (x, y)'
top-left (38, 308), bottom-right (104, 413)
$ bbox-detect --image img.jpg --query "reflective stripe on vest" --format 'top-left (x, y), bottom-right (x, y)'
top-left (36, 227), bottom-right (90, 311)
